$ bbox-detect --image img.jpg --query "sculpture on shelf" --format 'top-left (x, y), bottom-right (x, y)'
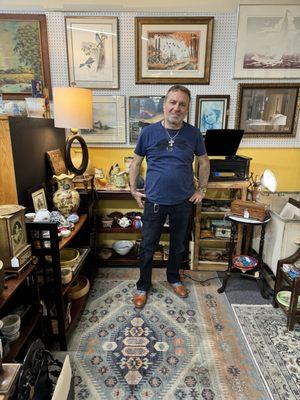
top-left (52, 174), bottom-right (80, 217)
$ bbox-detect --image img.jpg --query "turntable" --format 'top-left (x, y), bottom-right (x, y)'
top-left (204, 129), bottom-right (251, 181)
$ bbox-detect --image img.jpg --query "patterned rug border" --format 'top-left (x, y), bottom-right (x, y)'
top-left (231, 304), bottom-right (274, 400)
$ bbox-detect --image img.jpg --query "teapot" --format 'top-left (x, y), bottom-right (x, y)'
top-left (117, 217), bottom-right (131, 228)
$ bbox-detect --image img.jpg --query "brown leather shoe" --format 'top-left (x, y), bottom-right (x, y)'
top-left (133, 291), bottom-right (147, 308)
top-left (170, 283), bottom-right (188, 298)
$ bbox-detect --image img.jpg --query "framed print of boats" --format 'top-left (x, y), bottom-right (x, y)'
top-left (234, 5), bottom-right (300, 78)
top-left (135, 17), bottom-right (214, 84)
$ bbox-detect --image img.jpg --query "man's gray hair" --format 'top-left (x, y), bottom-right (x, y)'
top-left (165, 85), bottom-right (191, 102)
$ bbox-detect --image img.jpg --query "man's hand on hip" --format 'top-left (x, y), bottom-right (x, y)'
top-left (131, 191), bottom-right (146, 208)
top-left (189, 189), bottom-right (205, 204)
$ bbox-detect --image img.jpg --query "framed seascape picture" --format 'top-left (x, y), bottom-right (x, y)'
top-left (135, 17), bottom-right (214, 84)
top-left (81, 96), bottom-right (126, 144)
top-left (236, 84), bottom-right (299, 137)
top-left (234, 4), bottom-right (300, 78)
top-left (128, 95), bottom-right (189, 144)
top-left (65, 17), bottom-right (119, 89)
top-left (0, 14), bottom-right (52, 99)
top-left (195, 95), bottom-right (230, 134)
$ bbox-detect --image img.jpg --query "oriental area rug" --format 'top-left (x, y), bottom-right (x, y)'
top-left (232, 304), bottom-right (300, 400)
top-left (61, 268), bottom-right (271, 400)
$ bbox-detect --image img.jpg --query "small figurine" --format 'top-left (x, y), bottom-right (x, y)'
top-left (109, 163), bottom-right (120, 185)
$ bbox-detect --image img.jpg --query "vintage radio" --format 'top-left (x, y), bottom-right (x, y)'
top-left (0, 204), bottom-right (32, 272)
top-left (230, 200), bottom-right (269, 222)
top-left (211, 219), bottom-right (231, 238)
top-left (204, 129), bottom-right (251, 181)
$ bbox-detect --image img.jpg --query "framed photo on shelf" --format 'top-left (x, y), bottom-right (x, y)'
top-left (0, 14), bottom-right (52, 100)
top-left (28, 184), bottom-right (48, 212)
top-left (65, 16), bottom-right (119, 89)
top-left (234, 4), bottom-right (300, 78)
top-left (135, 17), bottom-right (214, 84)
top-left (195, 95), bottom-right (230, 134)
top-left (236, 84), bottom-right (299, 137)
top-left (81, 95), bottom-right (126, 144)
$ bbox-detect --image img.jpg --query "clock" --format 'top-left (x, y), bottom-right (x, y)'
top-left (0, 204), bottom-right (31, 271)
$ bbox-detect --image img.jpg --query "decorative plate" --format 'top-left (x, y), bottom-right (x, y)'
top-left (233, 255), bottom-right (258, 270)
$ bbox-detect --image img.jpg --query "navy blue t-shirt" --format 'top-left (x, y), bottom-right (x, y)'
top-left (134, 121), bottom-right (206, 205)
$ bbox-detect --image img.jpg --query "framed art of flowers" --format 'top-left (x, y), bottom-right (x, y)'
top-left (195, 95), bottom-right (230, 134)
top-left (236, 84), bottom-right (299, 137)
top-left (0, 14), bottom-right (52, 99)
top-left (135, 17), bottom-right (214, 84)
top-left (234, 4), bottom-right (300, 78)
top-left (65, 16), bottom-right (119, 89)
top-left (80, 96), bottom-right (125, 144)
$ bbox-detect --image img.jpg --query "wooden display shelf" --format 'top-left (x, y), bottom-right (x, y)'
top-left (196, 260), bottom-right (228, 272)
top-left (4, 310), bottom-right (41, 363)
top-left (1, 264), bottom-right (35, 309)
top-left (100, 251), bottom-right (167, 267)
top-left (61, 247), bottom-right (91, 296)
top-left (97, 189), bottom-right (143, 200)
top-left (67, 295), bottom-right (88, 334)
top-left (98, 226), bottom-right (169, 234)
top-left (59, 214), bottom-right (87, 249)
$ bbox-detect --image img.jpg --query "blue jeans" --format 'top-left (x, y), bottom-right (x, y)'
top-left (136, 199), bottom-right (193, 291)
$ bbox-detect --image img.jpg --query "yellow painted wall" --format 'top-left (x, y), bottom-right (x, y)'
top-left (87, 147), bottom-right (300, 191)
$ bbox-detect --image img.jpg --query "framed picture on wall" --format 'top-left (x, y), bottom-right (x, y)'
top-left (236, 84), bottom-right (299, 137)
top-left (195, 95), bottom-right (230, 134)
top-left (135, 17), bottom-right (214, 84)
top-left (234, 4), bottom-right (300, 78)
top-left (65, 16), bottom-right (119, 89)
top-left (81, 96), bottom-right (126, 144)
top-left (128, 95), bottom-right (189, 144)
top-left (0, 14), bottom-right (52, 99)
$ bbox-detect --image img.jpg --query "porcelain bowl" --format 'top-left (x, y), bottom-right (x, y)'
top-left (112, 240), bottom-right (134, 256)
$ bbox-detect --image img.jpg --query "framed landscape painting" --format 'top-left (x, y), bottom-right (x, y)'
top-left (65, 17), bottom-right (119, 89)
top-left (195, 95), bottom-right (230, 134)
top-left (81, 96), bottom-right (125, 144)
top-left (0, 14), bottom-right (52, 99)
top-left (135, 17), bottom-right (214, 84)
top-left (234, 5), bottom-right (300, 78)
top-left (236, 84), bottom-right (299, 137)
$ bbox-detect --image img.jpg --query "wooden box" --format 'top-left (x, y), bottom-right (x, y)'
top-left (0, 204), bottom-right (32, 271)
top-left (231, 200), bottom-right (269, 221)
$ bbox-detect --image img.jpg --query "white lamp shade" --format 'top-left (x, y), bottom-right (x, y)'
top-left (260, 169), bottom-right (277, 192)
top-left (53, 87), bottom-right (93, 129)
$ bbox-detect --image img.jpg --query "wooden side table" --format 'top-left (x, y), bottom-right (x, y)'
top-left (273, 247), bottom-right (300, 331)
top-left (217, 214), bottom-right (271, 298)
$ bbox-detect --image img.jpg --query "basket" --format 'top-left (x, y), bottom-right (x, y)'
top-left (67, 276), bottom-right (90, 300)
top-left (60, 248), bottom-right (80, 268)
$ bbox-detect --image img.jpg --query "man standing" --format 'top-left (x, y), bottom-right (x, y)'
top-left (129, 85), bottom-right (210, 308)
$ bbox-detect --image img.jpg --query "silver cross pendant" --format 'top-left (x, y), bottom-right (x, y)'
top-left (167, 138), bottom-right (174, 152)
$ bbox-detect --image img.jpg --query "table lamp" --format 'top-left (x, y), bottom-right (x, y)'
top-left (250, 169), bottom-right (277, 201)
top-left (53, 87), bottom-right (93, 175)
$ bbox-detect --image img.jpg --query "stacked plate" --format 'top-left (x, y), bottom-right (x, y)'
top-left (232, 255), bottom-right (258, 272)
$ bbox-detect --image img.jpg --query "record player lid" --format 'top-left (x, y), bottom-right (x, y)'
top-left (204, 129), bottom-right (244, 156)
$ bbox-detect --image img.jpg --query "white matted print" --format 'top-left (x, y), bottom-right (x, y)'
top-left (234, 4), bottom-right (300, 78)
top-left (81, 96), bottom-right (126, 144)
top-left (65, 17), bottom-right (119, 89)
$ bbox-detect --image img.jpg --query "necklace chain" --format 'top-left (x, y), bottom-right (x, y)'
top-left (162, 121), bottom-right (182, 152)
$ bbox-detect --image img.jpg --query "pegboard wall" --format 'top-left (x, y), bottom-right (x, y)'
top-left (2, 9), bottom-right (300, 148)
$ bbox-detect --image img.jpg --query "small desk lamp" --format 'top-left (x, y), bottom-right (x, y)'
top-left (53, 87), bottom-right (93, 175)
top-left (250, 169), bottom-right (277, 201)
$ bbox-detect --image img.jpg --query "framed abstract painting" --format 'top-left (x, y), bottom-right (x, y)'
top-left (234, 4), bottom-right (300, 78)
top-left (195, 95), bottom-right (230, 134)
top-left (135, 17), bottom-right (214, 84)
top-left (65, 16), bottom-right (119, 89)
top-left (0, 14), bottom-right (52, 99)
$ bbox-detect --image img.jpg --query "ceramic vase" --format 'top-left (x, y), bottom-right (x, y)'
top-left (53, 174), bottom-right (80, 217)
